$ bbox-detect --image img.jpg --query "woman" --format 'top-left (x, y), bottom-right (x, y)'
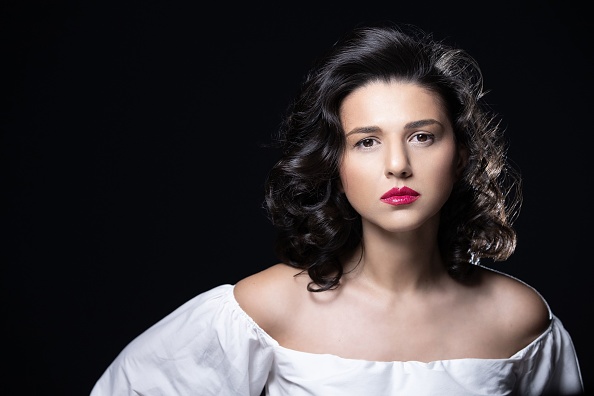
top-left (91, 22), bottom-right (584, 395)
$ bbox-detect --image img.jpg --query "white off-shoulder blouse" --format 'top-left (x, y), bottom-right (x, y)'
top-left (90, 284), bottom-right (584, 395)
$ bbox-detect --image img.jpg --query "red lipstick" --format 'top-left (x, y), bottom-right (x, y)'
top-left (380, 186), bottom-right (420, 206)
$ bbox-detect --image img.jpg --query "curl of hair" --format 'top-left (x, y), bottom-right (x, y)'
top-left (264, 22), bottom-right (522, 291)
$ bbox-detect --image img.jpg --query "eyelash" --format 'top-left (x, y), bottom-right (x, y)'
top-left (353, 133), bottom-right (435, 149)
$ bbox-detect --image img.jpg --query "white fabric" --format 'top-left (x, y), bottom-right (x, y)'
top-left (91, 284), bottom-right (584, 396)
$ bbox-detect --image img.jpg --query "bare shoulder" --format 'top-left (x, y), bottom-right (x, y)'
top-left (478, 266), bottom-right (551, 347)
top-left (233, 263), bottom-right (308, 333)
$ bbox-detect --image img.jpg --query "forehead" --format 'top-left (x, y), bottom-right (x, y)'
top-left (339, 81), bottom-right (448, 129)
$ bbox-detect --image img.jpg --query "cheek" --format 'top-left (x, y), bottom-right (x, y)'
top-left (430, 149), bottom-right (460, 192)
top-left (339, 162), bottom-right (357, 195)
top-left (339, 158), bottom-right (379, 209)
top-left (340, 160), bottom-right (366, 194)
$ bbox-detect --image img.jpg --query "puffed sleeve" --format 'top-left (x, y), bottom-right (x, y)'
top-left (515, 315), bottom-right (584, 395)
top-left (90, 284), bottom-right (275, 396)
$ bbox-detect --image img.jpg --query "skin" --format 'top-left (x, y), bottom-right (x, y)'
top-left (234, 81), bottom-right (550, 363)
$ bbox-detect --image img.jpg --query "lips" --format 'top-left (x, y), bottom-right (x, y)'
top-left (380, 186), bottom-right (420, 206)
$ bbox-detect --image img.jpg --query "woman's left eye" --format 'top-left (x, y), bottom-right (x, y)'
top-left (410, 133), bottom-right (434, 144)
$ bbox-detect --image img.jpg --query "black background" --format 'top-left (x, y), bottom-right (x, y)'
top-left (2, 1), bottom-right (592, 395)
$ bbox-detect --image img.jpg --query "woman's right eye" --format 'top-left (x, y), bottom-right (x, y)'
top-left (354, 138), bottom-right (377, 148)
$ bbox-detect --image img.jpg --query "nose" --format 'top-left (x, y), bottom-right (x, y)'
top-left (385, 143), bottom-right (412, 178)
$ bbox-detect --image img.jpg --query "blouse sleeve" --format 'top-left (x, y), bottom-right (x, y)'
top-left (90, 284), bottom-right (275, 396)
top-left (515, 315), bottom-right (584, 395)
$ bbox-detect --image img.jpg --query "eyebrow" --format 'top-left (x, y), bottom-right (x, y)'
top-left (345, 119), bottom-right (444, 137)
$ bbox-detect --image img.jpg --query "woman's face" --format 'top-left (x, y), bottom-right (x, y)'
top-left (339, 80), bottom-right (466, 234)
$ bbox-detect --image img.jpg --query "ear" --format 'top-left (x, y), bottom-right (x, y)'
top-left (455, 144), bottom-right (469, 179)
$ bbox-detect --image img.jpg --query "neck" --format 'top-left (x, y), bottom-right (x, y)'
top-left (343, 219), bottom-right (448, 295)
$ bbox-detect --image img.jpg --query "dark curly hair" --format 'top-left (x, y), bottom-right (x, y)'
top-left (264, 22), bottom-right (522, 292)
